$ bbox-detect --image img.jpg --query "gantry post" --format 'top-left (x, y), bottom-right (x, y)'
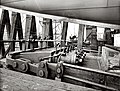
top-left (42, 18), bottom-right (54, 48)
top-left (0, 9), bottom-right (10, 58)
top-left (10, 12), bottom-right (23, 51)
top-left (104, 28), bottom-right (113, 45)
top-left (61, 22), bottom-right (68, 47)
top-left (90, 26), bottom-right (98, 50)
top-left (25, 15), bottom-right (38, 49)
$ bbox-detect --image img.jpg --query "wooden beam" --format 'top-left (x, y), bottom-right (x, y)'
top-left (25, 15), bottom-right (38, 49)
top-left (77, 24), bottom-right (84, 49)
top-left (42, 18), bottom-right (54, 48)
top-left (1, 6), bottom-right (120, 29)
top-left (30, 16), bottom-right (38, 48)
top-left (62, 63), bottom-right (120, 90)
top-left (10, 12), bottom-right (23, 51)
top-left (25, 15), bottom-right (32, 49)
top-left (61, 22), bottom-right (68, 47)
top-left (104, 28), bottom-right (113, 45)
top-left (0, 9), bottom-right (10, 57)
top-left (90, 26), bottom-right (98, 50)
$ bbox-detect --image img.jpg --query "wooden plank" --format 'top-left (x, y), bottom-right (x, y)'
top-left (0, 68), bottom-right (96, 91)
top-left (62, 63), bottom-right (120, 91)
top-left (63, 75), bottom-right (117, 91)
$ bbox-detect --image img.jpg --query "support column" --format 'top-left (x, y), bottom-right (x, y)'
top-left (77, 24), bottom-right (84, 49)
top-left (90, 26), bottom-right (98, 50)
top-left (25, 15), bottom-right (38, 49)
top-left (104, 28), bottom-right (113, 45)
top-left (42, 18), bottom-right (53, 48)
top-left (61, 22), bottom-right (68, 47)
top-left (10, 12), bottom-right (23, 51)
top-left (86, 25), bottom-right (92, 42)
top-left (0, 9), bottom-right (10, 57)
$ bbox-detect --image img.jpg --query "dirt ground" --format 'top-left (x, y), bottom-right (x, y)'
top-left (0, 68), bottom-right (96, 91)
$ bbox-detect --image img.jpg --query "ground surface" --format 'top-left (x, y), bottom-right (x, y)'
top-left (0, 68), bottom-right (96, 91)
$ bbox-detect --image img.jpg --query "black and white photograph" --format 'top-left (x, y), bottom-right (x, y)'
top-left (0, 0), bottom-right (120, 91)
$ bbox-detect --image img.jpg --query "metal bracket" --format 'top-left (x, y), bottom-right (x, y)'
top-left (56, 61), bottom-right (64, 78)
top-left (6, 57), bottom-right (30, 72)
top-left (37, 60), bottom-right (48, 78)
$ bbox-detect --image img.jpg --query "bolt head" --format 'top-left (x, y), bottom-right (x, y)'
top-left (57, 63), bottom-right (61, 67)
top-left (13, 62), bottom-right (17, 68)
top-left (39, 70), bottom-right (44, 77)
top-left (40, 62), bottom-right (45, 68)
top-left (21, 64), bottom-right (26, 70)
top-left (57, 74), bottom-right (60, 78)
top-left (57, 68), bottom-right (61, 73)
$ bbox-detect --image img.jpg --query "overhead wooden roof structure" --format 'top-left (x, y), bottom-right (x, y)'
top-left (1, 0), bottom-right (120, 28)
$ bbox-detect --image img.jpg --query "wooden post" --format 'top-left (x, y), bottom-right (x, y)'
top-left (10, 12), bottom-right (23, 51)
top-left (77, 24), bottom-right (84, 49)
top-left (25, 15), bottom-right (32, 49)
top-left (0, 9), bottom-right (10, 57)
top-left (61, 22), bottom-right (68, 47)
top-left (104, 28), bottom-right (113, 45)
top-left (86, 25), bottom-right (92, 42)
top-left (90, 26), bottom-right (98, 50)
top-left (30, 16), bottom-right (38, 48)
top-left (25, 15), bottom-right (38, 49)
top-left (42, 18), bottom-right (54, 48)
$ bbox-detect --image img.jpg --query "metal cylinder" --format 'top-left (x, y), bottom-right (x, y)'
top-left (60, 51), bottom-right (77, 64)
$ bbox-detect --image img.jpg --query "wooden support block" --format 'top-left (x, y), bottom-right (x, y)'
top-left (61, 22), bottom-right (68, 47)
top-left (62, 63), bottom-right (120, 91)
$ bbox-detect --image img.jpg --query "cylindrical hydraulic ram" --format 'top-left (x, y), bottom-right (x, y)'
top-left (60, 51), bottom-right (81, 64)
